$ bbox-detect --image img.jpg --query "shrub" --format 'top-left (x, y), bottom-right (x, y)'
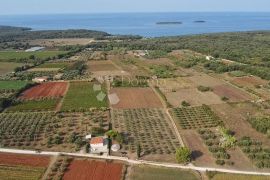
top-left (215, 159), bottom-right (225, 165)
top-left (175, 147), bottom-right (192, 164)
top-left (197, 85), bottom-right (212, 92)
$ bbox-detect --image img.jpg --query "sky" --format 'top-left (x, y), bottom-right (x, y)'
top-left (0, 0), bottom-right (269, 15)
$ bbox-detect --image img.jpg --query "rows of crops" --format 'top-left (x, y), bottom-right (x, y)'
top-left (0, 111), bottom-right (109, 151)
top-left (171, 105), bottom-right (223, 129)
top-left (112, 108), bottom-right (181, 155)
top-left (0, 165), bottom-right (46, 180)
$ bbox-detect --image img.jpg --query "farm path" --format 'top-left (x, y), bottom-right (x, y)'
top-left (0, 148), bottom-right (270, 176)
top-left (41, 154), bottom-right (59, 180)
top-left (55, 81), bottom-right (70, 112)
top-left (150, 85), bottom-right (185, 147)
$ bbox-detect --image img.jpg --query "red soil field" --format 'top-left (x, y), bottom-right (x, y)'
top-left (232, 76), bottom-right (267, 87)
top-left (20, 82), bottom-right (68, 100)
top-left (0, 153), bottom-right (50, 167)
top-left (63, 160), bottom-right (123, 180)
top-left (213, 84), bottom-right (251, 102)
top-left (110, 87), bottom-right (163, 109)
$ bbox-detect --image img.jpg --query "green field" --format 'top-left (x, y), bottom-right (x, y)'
top-left (36, 62), bottom-right (72, 69)
top-left (0, 51), bottom-right (67, 61)
top-left (212, 173), bottom-right (270, 180)
top-left (130, 165), bottom-right (198, 180)
top-left (7, 99), bottom-right (58, 112)
top-left (0, 165), bottom-right (45, 180)
top-left (0, 81), bottom-right (29, 90)
top-left (0, 62), bottom-right (24, 75)
top-left (61, 81), bottom-right (107, 111)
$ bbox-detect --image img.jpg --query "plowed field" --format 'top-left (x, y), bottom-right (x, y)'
top-left (20, 82), bottom-right (68, 100)
top-left (110, 87), bottom-right (163, 109)
top-left (213, 84), bottom-right (252, 102)
top-left (0, 153), bottom-right (50, 167)
top-left (63, 160), bottom-right (123, 180)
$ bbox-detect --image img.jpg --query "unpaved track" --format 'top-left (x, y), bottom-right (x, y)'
top-left (1, 147), bottom-right (270, 176)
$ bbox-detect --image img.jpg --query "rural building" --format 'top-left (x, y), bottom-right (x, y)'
top-left (89, 136), bottom-right (109, 154)
top-left (134, 50), bottom-right (149, 57)
top-left (25, 47), bottom-right (45, 52)
top-left (32, 76), bottom-right (48, 83)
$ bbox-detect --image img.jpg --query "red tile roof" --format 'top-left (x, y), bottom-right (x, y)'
top-left (90, 137), bottom-right (104, 144)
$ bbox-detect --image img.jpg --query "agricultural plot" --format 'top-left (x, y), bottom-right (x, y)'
top-left (88, 60), bottom-right (119, 71)
top-left (112, 108), bottom-right (181, 158)
top-left (232, 76), bottom-right (268, 87)
top-left (0, 111), bottom-right (109, 151)
top-left (0, 62), bottom-right (24, 75)
top-left (238, 136), bottom-right (270, 169)
top-left (213, 84), bottom-right (252, 102)
top-left (170, 105), bottom-right (223, 129)
top-left (156, 77), bottom-right (194, 93)
top-left (20, 82), bottom-right (68, 100)
top-left (0, 153), bottom-right (50, 167)
top-left (0, 80), bottom-right (29, 98)
top-left (61, 81), bottom-right (107, 111)
top-left (0, 51), bottom-right (67, 61)
top-left (166, 88), bottom-right (224, 107)
top-left (63, 159), bottom-right (123, 180)
top-left (6, 99), bottom-right (59, 112)
top-left (129, 165), bottom-right (199, 180)
top-left (230, 76), bottom-right (270, 100)
top-left (0, 153), bottom-right (49, 180)
top-left (0, 165), bottom-right (46, 180)
top-left (211, 173), bottom-right (270, 180)
top-left (0, 80), bottom-right (29, 90)
top-left (28, 62), bottom-right (72, 72)
top-left (109, 88), bottom-right (163, 109)
top-left (186, 72), bottom-right (225, 87)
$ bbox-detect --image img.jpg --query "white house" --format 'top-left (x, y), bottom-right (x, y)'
top-left (32, 76), bottom-right (48, 83)
top-left (89, 136), bottom-right (109, 154)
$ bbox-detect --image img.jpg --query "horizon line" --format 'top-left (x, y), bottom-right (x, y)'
top-left (0, 11), bottom-right (270, 16)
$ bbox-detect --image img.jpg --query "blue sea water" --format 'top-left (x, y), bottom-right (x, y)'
top-left (0, 12), bottom-right (270, 37)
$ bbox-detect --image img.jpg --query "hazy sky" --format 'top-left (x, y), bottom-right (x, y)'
top-left (0, 0), bottom-right (269, 15)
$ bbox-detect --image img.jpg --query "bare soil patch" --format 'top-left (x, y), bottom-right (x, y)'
top-left (28, 38), bottom-right (94, 47)
top-left (63, 159), bottom-right (123, 180)
top-left (88, 60), bottom-right (120, 72)
top-left (110, 87), bottom-right (163, 109)
top-left (232, 76), bottom-right (268, 87)
top-left (187, 72), bottom-right (225, 87)
top-left (181, 130), bottom-right (215, 167)
top-left (213, 84), bottom-right (252, 102)
top-left (0, 153), bottom-right (50, 167)
top-left (20, 82), bottom-right (68, 100)
top-left (166, 88), bottom-right (224, 107)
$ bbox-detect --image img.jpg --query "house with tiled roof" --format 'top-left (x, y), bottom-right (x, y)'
top-left (89, 136), bottom-right (109, 154)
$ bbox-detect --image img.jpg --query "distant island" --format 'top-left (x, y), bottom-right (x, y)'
top-left (156, 21), bottom-right (182, 25)
top-left (194, 20), bottom-right (206, 23)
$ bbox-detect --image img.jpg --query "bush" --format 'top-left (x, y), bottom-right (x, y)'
top-left (197, 86), bottom-right (212, 92)
top-left (175, 147), bottom-right (192, 164)
top-left (215, 159), bottom-right (225, 165)
top-left (181, 101), bottom-right (190, 107)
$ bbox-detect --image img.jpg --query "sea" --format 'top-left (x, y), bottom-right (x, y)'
top-left (0, 12), bottom-right (270, 37)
